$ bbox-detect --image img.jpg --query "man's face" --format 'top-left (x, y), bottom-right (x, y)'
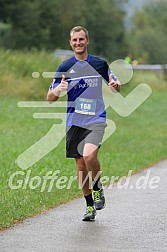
top-left (69, 30), bottom-right (89, 55)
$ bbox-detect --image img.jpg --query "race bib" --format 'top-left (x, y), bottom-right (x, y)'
top-left (75, 98), bottom-right (97, 115)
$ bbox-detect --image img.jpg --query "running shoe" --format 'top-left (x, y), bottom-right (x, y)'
top-left (93, 189), bottom-right (105, 210)
top-left (82, 206), bottom-right (96, 221)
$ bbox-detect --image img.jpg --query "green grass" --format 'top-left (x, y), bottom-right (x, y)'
top-left (0, 49), bottom-right (167, 229)
top-left (0, 49), bottom-right (61, 100)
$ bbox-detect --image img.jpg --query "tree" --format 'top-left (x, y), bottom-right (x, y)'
top-left (0, 0), bottom-right (46, 49)
top-left (0, 0), bottom-right (127, 60)
top-left (81, 0), bottom-right (126, 60)
top-left (127, 0), bottom-right (167, 64)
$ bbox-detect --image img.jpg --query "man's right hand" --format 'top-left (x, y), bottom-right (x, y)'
top-left (52, 75), bottom-right (68, 97)
top-left (58, 75), bottom-right (68, 92)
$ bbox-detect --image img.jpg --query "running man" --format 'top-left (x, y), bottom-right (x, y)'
top-left (47, 26), bottom-right (120, 221)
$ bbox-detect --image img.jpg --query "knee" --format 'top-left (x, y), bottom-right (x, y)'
top-left (83, 154), bottom-right (96, 166)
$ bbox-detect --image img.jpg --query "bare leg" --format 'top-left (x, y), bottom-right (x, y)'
top-left (75, 157), bottom-right (92, 196)
top-left (76, 143), bottom-right (105, 215)
top-left (75, 143), bottom-right (101, 195)
top-left (83, 143), bottom-right (101, 180)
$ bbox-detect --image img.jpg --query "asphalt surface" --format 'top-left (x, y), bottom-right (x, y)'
top-left (0, 159), bottom-right (167, 252)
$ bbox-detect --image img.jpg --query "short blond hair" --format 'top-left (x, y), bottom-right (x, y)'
top-left (70, 26), bottom-right (89, 40)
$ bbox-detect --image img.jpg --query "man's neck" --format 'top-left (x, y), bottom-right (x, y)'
top-left (74, 52), bottom-right (88, 61)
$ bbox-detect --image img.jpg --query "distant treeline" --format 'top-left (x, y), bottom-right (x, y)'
top-left (0, 0), bottom-right (166, 63)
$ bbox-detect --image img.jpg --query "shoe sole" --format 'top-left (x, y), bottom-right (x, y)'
top-left (82, 217), bottom-right (96, 221)
top-left (82, 213), bottom-right (97, 221)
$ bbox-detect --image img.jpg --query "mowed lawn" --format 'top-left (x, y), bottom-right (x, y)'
top-left (0, 50), bottom-right (167, 229)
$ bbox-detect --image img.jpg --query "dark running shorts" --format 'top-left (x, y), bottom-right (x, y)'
top-left (66, 122), bottom-right (107, 158)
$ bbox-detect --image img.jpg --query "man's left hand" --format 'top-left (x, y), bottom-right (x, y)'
top-left (109, 74), bottom-right (120, 92)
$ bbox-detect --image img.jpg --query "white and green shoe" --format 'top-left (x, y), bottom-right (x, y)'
top-left (93, 189), bottom-right (106, 210)
top-left (82, 206), bottom-right (96, 221)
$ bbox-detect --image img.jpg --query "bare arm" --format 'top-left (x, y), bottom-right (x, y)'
top-left (47, 75), bottom-right (68, 102)
top-left (47, 89), bottom-right (60, 102)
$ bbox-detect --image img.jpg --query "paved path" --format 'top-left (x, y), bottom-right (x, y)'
top-left (0, 159), bottom-right (167, 252)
